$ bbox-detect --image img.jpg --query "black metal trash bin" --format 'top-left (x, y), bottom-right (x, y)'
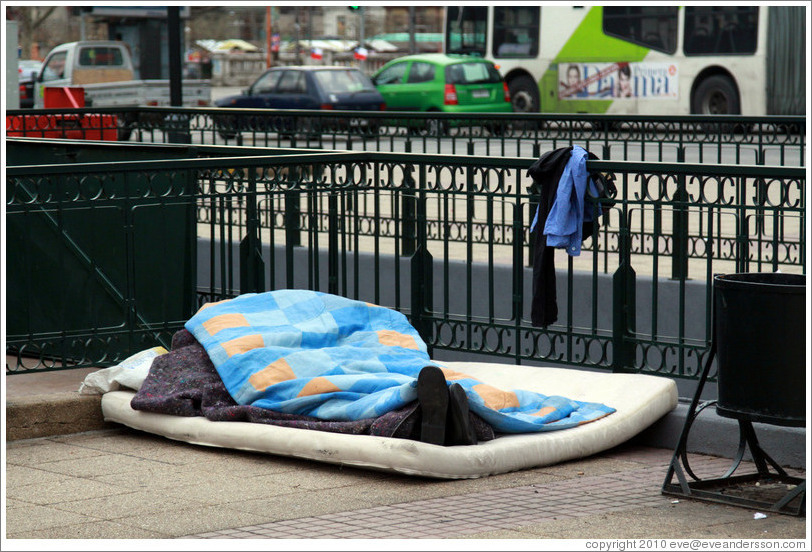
top-left (714, 272), bottom-right (806, 427)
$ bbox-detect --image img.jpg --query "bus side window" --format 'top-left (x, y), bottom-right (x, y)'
top-left (684, 6), bottom-right (758, 56)
top-left (493, 6), bottom-right (539, 58)
top-left (603, 6), bottom-right (678, 54)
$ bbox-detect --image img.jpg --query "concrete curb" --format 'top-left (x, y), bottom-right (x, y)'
top-left (5, 393), bottom-right (115, 441)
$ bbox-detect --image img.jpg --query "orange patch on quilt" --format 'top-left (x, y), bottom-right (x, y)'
top-left (377, 329), bottom-right (418, 349)
top-left (197, 298), bottom-right (231, 312)
top-left (578, 411), bottom-right (612, 425)
top-left (297, 377), bottom-right (342, 397)
top-left (531, 406), bottom-right (558, 417)
top-left (202, 313), bottom-right (249, 336)
top-left (439, 367), bottom-right (471, 381)
top-left (473, 383), bottom-right (520, 410)
top-left (248, 358), bottom-right (296, 392)
top-left (221, 334), bottom-right (265, 357)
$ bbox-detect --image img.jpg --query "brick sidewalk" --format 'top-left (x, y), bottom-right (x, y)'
top-left (5, 429), bottom-right (807, 540)
top-left (185, 447), bottom-right (805, 539)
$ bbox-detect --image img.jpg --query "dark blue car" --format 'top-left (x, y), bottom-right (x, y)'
top-left (214, 66), bottom-right (385, 138)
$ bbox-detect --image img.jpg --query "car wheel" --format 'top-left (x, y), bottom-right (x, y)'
top-left (274, 116), bottom-right (297, 137)
top-left (363, 121), bottom-right (381, 139)
top-left (691, 75), bottom-right (740, 115)
top-left (421, 111), bottom-right (448, 136)
top-left (508, 75), bottom-right (540, 114)
top-left (299, 117), bottom-right (322, 140)
top-left (213, 114), bottom-right (238, 140)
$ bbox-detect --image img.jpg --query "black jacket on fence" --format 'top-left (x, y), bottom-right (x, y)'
top-left (527, 146), bottom-right (611, 327)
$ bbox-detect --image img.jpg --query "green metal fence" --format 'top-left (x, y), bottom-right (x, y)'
top-left (7, 139), bottom-right (805, 378)
top-left (6, 107), bottom-right (806, 165)
top-left (9, 137), bottom-right (804, 278)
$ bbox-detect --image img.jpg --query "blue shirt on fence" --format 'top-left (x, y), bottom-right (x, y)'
top-left (530, 145), bottom-right (598, 256)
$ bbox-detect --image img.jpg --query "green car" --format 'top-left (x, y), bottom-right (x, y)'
top-left (371, 53), bottom-right (513, 132)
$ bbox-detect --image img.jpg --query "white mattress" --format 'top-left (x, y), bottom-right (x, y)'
top-left (101, 361), bottom-right (678, 479)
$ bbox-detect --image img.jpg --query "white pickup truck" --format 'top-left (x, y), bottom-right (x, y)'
top-left (33, 40), bottom-right (211, 138)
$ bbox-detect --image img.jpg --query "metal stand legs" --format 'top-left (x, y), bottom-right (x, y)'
top-left (661, 343), bottom-right (806, 516)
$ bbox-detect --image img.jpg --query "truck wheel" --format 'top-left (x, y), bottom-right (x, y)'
top-left (691, 75), bottom-right (740, 115)
top-left (117, 119), bottom-right (134, 141)
top-left (508, 75), bottom-right (540, 113)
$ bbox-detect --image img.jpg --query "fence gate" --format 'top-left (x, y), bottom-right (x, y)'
top-left (6, 141), bottom-right (198, 370)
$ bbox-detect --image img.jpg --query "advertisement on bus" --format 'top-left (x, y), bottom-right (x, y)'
top-left (558, 61), bottom-right (678, 100)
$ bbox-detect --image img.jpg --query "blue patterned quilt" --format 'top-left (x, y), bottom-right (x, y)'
top-left (184, 290), bottom-right (615, 434)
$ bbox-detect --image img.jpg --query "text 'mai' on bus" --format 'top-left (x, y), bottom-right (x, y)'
top-left (444, 5), bottom-right (806, 116)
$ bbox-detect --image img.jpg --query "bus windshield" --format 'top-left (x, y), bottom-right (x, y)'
top-left (446, 6), bottom-right (487, 56)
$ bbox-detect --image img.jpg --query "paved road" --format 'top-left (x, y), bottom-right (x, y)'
top-left (206, 86), bottom-right (804, 166)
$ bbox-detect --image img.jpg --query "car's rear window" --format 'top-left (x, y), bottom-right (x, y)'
top-left (78, 46), bottom-right (125, 67)
top-left (445, 62), bottom-right (502, 85)
top-left (313, 69), bottom-right (375, 94)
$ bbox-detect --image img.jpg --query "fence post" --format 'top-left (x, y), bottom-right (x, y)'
top-left (410, 173), bottom-right (433, 353)
top-left (612, 211), bottom-right (636, 372)
top-left (402, 143), bottom-right (417, 256)
top-left (240, 172), bottom-right (265, 293)
top-left (512, 200), bottom-right (524, 364)
top-left (527, 142), bottom-right (541, 267)
top-left (327, 192), bottom-right (339, 295)
top-left (671, 147), bottom-right (689, 280)
top-left (736, 175), bottom-right (751, 273)
top-left (755, 148), bottom-right (766, 237)
top-left (285, 184), bottom-right (301, 248)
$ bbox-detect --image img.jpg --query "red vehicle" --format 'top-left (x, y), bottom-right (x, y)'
top-left (6, 87), bottom-right (117, 141)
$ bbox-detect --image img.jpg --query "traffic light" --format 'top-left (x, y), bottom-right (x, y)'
top-left (348, 6), bottom-right (361, 11)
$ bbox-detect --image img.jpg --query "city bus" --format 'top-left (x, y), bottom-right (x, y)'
top-left (444, 5), bottom-right (806, 116)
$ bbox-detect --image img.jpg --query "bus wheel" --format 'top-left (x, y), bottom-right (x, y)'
top-left (508, 75), bottom-right (539, 113)
top-left (691, 75), bottom-right (740, 115)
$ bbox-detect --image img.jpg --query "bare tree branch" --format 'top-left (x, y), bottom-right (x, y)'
top-left (31, 6), bottom-right (57, 29)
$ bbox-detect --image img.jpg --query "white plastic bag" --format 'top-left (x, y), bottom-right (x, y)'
top-left (79, 346), bottom-right (168, 394)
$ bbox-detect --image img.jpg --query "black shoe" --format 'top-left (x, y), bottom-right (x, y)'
top-left (446, 383), bottom-right (478, 446)
top-left (417, 366), bottom-right (448, 446)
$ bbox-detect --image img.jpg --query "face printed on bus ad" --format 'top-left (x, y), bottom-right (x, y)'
top-left (567, 65), bottom-right (580, 87)
top-left (558, 62), bottom-right (678, 100)
top-left (615, 64), bottom-right (633, 97)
